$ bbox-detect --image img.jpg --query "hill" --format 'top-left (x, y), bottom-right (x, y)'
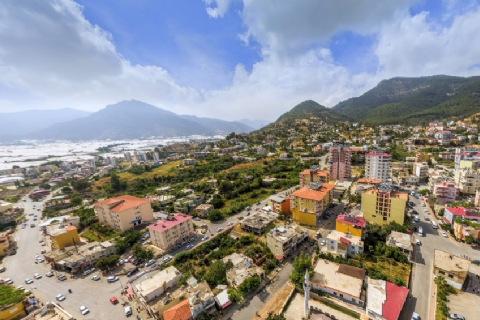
top-left (333, 75), bottom-right (480, 124)
top-left (24, 100), bottom-right (213, 140)
top-left (0, 108), bottom-right (91, 136)
top-left (179, 115), bottom-right (254, 134)
top-left (275, 100), bottom-right (347, 123)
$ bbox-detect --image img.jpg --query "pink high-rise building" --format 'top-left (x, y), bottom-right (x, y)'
top-left (329, 146), bottom-right (351, 181)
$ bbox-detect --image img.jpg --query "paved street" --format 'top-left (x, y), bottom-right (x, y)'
top-left (3, 196), bottom-right (131, 320)
top-left (400, 191), bottom-right (480, 320)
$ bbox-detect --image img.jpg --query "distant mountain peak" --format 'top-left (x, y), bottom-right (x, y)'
top-left (275, 100), bottom-right (346, 123)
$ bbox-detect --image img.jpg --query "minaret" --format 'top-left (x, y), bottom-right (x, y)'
top-left (303, 269), bottom-right (311, 318)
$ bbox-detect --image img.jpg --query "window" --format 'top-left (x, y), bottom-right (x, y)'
top-left (448, 274), bottom-right (454, 278)
top-left (340, 294), bottom-right (343, 298)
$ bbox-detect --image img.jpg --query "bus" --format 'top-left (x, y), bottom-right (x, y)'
top-left (431, 221), bottom-right (438, 229)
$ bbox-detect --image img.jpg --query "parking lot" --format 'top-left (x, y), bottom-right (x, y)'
top-left (447, 293), bottom-right (480, 320)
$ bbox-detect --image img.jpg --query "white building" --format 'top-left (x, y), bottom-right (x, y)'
top-left (366, 279), bottom-right (409, 320)
top-left (135, 266), bottom-right (182, 302)
top-left (323, 230), bottom-right (364, 258)
top-left (414, 163), bottom-right (429, 180)
top-left (365, 151), bottom-right (391, 182)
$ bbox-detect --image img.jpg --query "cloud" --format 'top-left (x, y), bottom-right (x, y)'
top-left (204, 0), bottom-right (232, 19)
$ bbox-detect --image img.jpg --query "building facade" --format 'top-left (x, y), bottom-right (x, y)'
top-left (290, 183), bottom-right (335, 226)
top-left (94, 195), bottom-right (154, 231)
top-left (444, 207), bottom-right (480, 224)
top-left (328, 146), bottom-right (351, 181)
top-left (433, 250), bottom-right (470, 290)
top-left (49, 226), bottom-right (81, 249)
top-left (266, 224), bottom-right (308, 257)
top-left (433, 181), bottom-right (459, 204)
top-left (148, 214), bottom-right (195, 250)
top-left (414, 163), bottom-right (429, 180)
top-left (361, 184), bottom-right (407, 225)
top-left (365, 151), bottom-right (391, 182)
top-left (268, 195), bottom-right (291, 214)
top-left (324, 230), bottom-right (364, 258)
top-left (335, 215), bottom-right (366, 238)
top-left (299, 166), bottom-right (329, 187)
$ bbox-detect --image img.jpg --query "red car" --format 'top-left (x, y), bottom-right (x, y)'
top-left (110, 296), bottom-right (118, 305)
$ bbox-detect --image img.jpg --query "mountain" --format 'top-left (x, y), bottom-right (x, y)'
top-left (333, 75), bottom-right (480, 124)
top-left (237, 119), bottom-right (270, 130)
top-left (25, 100), bottom-right (214, 140)
top-left (179, 115), bottom-right (254, 134)
top-left (0, 108), bottom-right (91, 135)
top-left (275, 100), bottom-right (348, 123)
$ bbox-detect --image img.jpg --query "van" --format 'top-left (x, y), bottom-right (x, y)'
top-left (418, 227), bottom-right (424, 237)
top-left (124, 306), bottom-right (132, 317)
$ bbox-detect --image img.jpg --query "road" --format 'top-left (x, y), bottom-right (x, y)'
top-left (3, 196), bottom-right (130, 320)
top-left (400, 192), bottom-right (479, 320)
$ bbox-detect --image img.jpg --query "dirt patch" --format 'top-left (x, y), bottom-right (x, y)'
top-left (252, 283), bottom-right (295, 320)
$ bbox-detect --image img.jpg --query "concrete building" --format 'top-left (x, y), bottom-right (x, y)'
top-left (458, 171), bottom-right (480, 195)
top-left (266, 224), bottom-right (309, 258)
top-left (453, 221), bottom-right (480, 242)
top-left (299, 166), bottom-right (329, 187)
top-left (386, 231), bottom-right (413, 255)
top-left (433, 181), bottom-right (459, 204)
top-left (268, 195), bottom-right (291, 214)
top-left (223, 253), bottom-right (264, 288)
top-left (433, 250), bottom-right (471, 289)
top-left (328, 145), bottom-right (352, 181)
top-left (240, 211), bottom-right (276, 235)
top-left (365, 151), bottom-right (391, 182)
top-left (0, 301), bottom-right (26, 320)
top-left (444, 207), bottom-right (480, 224)
top-left (136, 266), bottom-right (182, 302)
top-left (415, 152), bottom-right (430, 163)
top-left (361, 184), bottom-right (407, 225)
top-left (153, 152), bottom-right (160, 161)
top-left (323, 230), bottom-right (364, 258)
top-left (183, 159), bottom-right (197, 166)
top-left (148, 214), bottom-right (195, 250)
top-left (94, 195), bottom-right (154, 231)
top-left (124, 152), bottom-right (132, 161)
top-left (355, 178), bottom-right (382, 194)
top-left (290, 182), bottom-right (335, 226)
top-left (48, 225), bottom-right (81, 249)
top-left (335, 215), bottom-right (366, 238)
top-left (257, 146), bottom-right (266, 155)
top-left (454, 148), bottom-right (480, 169)
top-left (311, 260), bottom-right (366, 306)
top-left (194, 204), bottom-right (213, 218)
top-left (0, 200), bottom-right (13, 213)
top-left (366, 279), bottom-right (409, 320)
top-left (414, 162), bottom-right (429, 180)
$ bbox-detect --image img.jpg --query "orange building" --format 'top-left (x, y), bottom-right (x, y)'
top-left (268, 195), bottom-right (291, 214)
top-left (299, 166), bottom-right (329, 187)
top-left (291, 183), bottom-right (335, 226)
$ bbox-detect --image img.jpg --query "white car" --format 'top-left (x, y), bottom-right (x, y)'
top-left (79, 306), bottom-right (89, 315)
top-left (162, 256), bottom-right (172, 263)
top-left (36, 257), bottom-right (44, 263)
top-left (91, 275), bottom-right (100, 281)
top-left (56, 294), bottom-right (66, 301)
top-left (107, 276), bottom-right (119, 283)
top-left (186, 244), bottom-right (194, 250)
top-left (34, 273), bottom-right (42, 279)
top-left (46, 272), bottom-right (54, 277)
top-left (217, 228), bottom-right (224, 232)
top-left (227, 221), bottom-right (234, 226)
top-left (320, 240), bottom-right (326, 246)
top-left (145, 259), bottom-right (156, 267)
top-left (5, 278), bottom-right (13, 284)
top-left (25, 278), bottom-right (34, 284)
top-left (441, 231), bottom-right (448, 238)
top-left (17, 285), bottom-right (25, 291)
top-left (415, 239), bottom-right (421, 245)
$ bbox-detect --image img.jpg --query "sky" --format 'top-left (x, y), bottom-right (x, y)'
top-left (1, 0), bottom-right (480, 121)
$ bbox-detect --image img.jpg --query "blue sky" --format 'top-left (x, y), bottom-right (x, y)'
top-left (1, 0), bottom-right (480, 120)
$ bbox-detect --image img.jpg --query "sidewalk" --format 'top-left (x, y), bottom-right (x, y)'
top-left (429, 279), bottom-right (437, 320)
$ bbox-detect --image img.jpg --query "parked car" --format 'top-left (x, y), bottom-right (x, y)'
top-left (227, 221), bottom-right (234, 226)
top-left (201, 224), bottom-right (207, 228)
top-left (0, 266), bottom-right (6, 273)
top-left (56, 294), bottom-right (66, 301)
top-left (125, 306), bottom-right (132, 316)
top-left (126, 268), bottom-right (139, 277)
top-left (145, 259), bottom-right (156, 267)
top-left (441, 231), bottom-right (448, 237)
top-left (162, 256), bottom-right (172, 263)
top-left (25, 278), bottom-right (34, 284)
top-left (57, 275), bottom-right (66, 281)
top-left (217, 228), bottom-right (224, 232)
top-left (79, 306), bottom-right (90, 315)
top-left (424, 216), bottom-right (430, 221)
top-left (40, 249), bottom-right (46, 254)
top-left (107, 276), bottom-right (119, 283)
top-left (201, 236), bottom-right (209, 241)
top-left (448, 314), bottom-right (465, 320)
top-left (91, 275), bottom-right (100, 281)
top-left (189, 237), bottom-right (195, 242)
top-left (193, 217), bottom-right (201, 221)
top-left (320, 240), bottom-right (326, 246)
top-left (34, 273), bottom-right (42, 279)
top-left (186, 244), bottom-right (194, 250)
top-left (5, 278), bottom-right (13, 284)
top-left (46, 272), bottom-right (53, 277)
top-left (132, 259), bottom-right (143, 266)
top-left (415, 239), bottom-right (421, 245)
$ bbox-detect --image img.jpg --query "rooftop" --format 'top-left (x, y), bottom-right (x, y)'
top-left (311, 260), bottom-right (365, 299)
top-left (291, 184), bottom-right (335, 201)
top-left (326, 230), bottom-right (363, 246)
top-left (162, 300), bottom-right (192, 320)
top-left (434, 250), bottom-right (471, 277)
top-left (367, 279), bottom-right (409, 320)
top-left (336, 215), bottom-right (366, 228)
top-left (136, 266), bottom-right (181, 298)
top-left (94, 195), bottom-right (151, 212)
top-left (357, 178), bottom-right (382, 184)
top-left (366, 152), bottom-right (391, 157)
top-left (364, 188), bottom-right (408, 200)
top-left (386, 231), bottom-right (412, 252)
top-left (268, 225), bottom-right (307, 243)
top-left (148, 214), bottom-right (192, 233)
top-left (241, 211), bottom-right (276, 228)
top-left (446, 207), bottom-right (480, 217)
top-left (268, 195), bottom-right (287, 203)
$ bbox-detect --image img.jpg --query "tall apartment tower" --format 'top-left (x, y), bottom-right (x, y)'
top-left (365, 150), bottom-right (391, 182)
top-left (328, 145), bottom-right (351, 181)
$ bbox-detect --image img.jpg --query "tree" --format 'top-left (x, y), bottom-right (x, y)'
top-left (290, 253), bottom-right (313, 287)
top-left (265, 312), bottom-right (287, 320)
top-left (238, 275), bottom-right (261, 294)
top-left (211, 194), bottom-right (225, 209)
top-left (227, 288), bottom-right (242, 303)
top-left (95, 255), bottom-right (120, 270)
top-left (466, 235), bottom-right (475, 244)
top-left (109, 173), bottom-right (127, 192)
top-left (203, 260), bottom-right (227, 286)
top-left (208, 209), bottom-right (223, 221)
top-left (71, 179), bottom-right (91, 192)
top-left (70, 195), bottom-right (82, 206)
top-left (61, 186), bottom-right (72, 194)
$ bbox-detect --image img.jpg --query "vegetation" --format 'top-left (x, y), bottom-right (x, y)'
top-left (265, 312), bottom-right (287, 320)
top-left (275, 100), bottom-right (348, 124)
top-left (318, 296), bottom-right (360, 319)
top-left (435, 276), bottom-right (457, 320)
top-left (131, 243), bottom-right (154, 260)
top-left (116, 230), bottom-right (142, 254)
top-left (203, 260), bottom-right (227, 286)
top-left (95, 254), bottom-right (120, 271)
top-left (0, 285), bottom-right (27, 307)
top-left (237, 275), bottom-right (261, 294)
top-left (290, 253), bottom-right (313, 287)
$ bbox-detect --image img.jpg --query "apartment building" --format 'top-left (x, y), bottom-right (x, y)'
top-left (454, 148), bottom-right (480, 169)
top-left (433, 250), bottom-right (471, 289)
top-left (443, 207), bottom-right (480, 224)
top-left (414, 162), bottom-right (429, 180)
top-left (94, 195), bottom-right (154, 231)
top-left (361, 184), bottom-right (407, 225)
top-left (148, 214), bottom-right (195, 250)
top-left (267, 195), bottom-right (291, 214)
top-left (328, 145), bottom-right (351, 181)
top-left (299, 166), bottom-right (329, 187)
top-left (48, 225), bottom-right (81, 249)
top-left (290, 182), bottom-right (335, 226)
top-left (457, 170), bottom-right (480, 195)
top-left (240, 211), bottom-right (276, 235)
top-left (365, 151), bottom-right (391, 182)
top-left (323, 230), bottom-right (364, 258)
top-left (266, 224), bottom-right (309, 258)
top-left (335, 215), bottom-right (366, 238)
top-left (433, 181), bottom-right (459, 204)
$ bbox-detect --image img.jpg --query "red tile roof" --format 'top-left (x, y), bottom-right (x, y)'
top-left (366, 152), bottom-right (391, 157)
top-left (446, 206), bottom-right (480, 217)
top-left (336, 215), bottom-right (366, 228)
top-left (340, 237), bottom-right (351, 244)
top-left (163, 300), bottom-right (192, 320)
top-left (95, 195), bottom-right (151, 213)
top-left (148, 214), bottom-right (192, 233)
top-left (65, 226), bottom-right (77, 231)
top-left (382, 281), bottom-right (409, 320)
top-left (291, 184), bottom-right (335, 201)
top-left (357, 178), bottom-right (382, 184)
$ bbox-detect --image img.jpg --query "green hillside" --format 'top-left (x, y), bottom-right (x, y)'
top-left (333, 75), bottom-right (480, 124)
top-left (275, 100), bottom-right (347, 123)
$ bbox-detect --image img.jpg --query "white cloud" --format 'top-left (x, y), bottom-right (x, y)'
top-left (204, 0), bottom-right (232, 19)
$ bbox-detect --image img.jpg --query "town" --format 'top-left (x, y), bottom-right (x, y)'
top-left (1, 111), bottom-right (480, 320)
